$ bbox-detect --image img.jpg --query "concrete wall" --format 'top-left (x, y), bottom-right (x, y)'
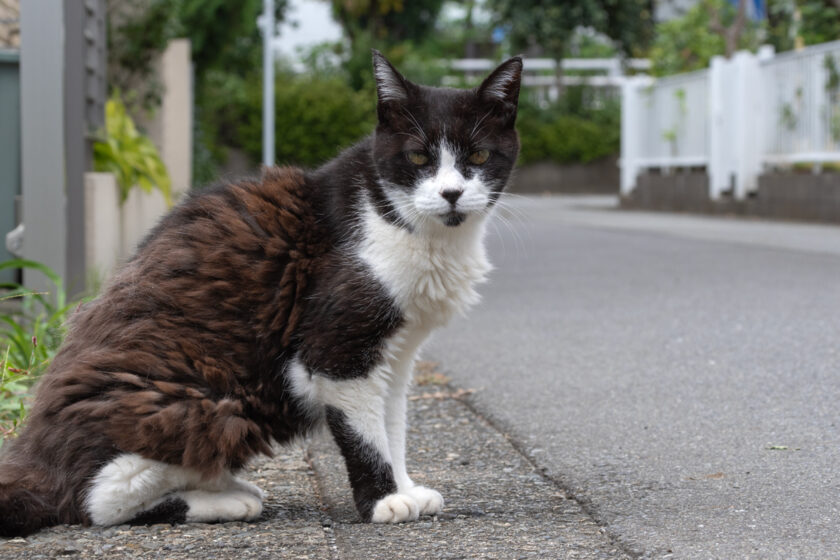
top-left (622, 171), bottom-right (840, 224)
top-left (509, 157), bottom-right (619, 194)
top-left (85, 173), bottom-right (169, 283)
top-left (146, 39), bottom-right (192, 198)
top-left (85, 39), bottom-right (192, 283)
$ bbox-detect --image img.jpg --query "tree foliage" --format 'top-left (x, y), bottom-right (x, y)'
top-left (767, 0), bottom-right (840, 52)
top-left (330, 0), bottom-right (445, 46)
top-left (649, 0), bottom-right (761, 76)
top-left (106, 0), bottom-right (287, 110)
top-left (486, 0), bottom-right (653, 59)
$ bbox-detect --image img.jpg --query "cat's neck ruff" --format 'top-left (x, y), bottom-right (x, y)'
top-left (357, 199), bottom-right (491, 327)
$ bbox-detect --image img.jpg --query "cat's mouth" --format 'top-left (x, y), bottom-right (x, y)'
top-left (440, 210), bottom-right (467, 227)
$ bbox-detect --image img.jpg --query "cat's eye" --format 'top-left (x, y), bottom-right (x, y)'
top-left (469, 150), bottom-right (490, 165)
top-left (406, 151), bottom-right (429, 165)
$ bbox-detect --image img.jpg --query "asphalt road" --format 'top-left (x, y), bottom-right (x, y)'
top-left (426, 196), bottom-right (840, 559)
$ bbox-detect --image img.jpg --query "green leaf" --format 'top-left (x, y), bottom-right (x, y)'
top-left (92, 95), bottom-right (173, 207)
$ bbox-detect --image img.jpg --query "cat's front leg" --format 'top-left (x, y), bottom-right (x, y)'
top-left (317, 371), bottom-right (434, 523)
top-left (384, 366), bottom-right (444, 516)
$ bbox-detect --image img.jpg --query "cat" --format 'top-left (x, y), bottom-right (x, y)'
top-left (0, 50), bottom-right (522, 536)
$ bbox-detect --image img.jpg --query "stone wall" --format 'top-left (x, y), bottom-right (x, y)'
top-left (621, 171), bottom-right (840, 224)
top-left (509, 157), bottom-right (619, 194)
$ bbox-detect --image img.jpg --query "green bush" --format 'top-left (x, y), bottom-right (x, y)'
top-left (237, 71), bottom-right (376, 168)
top-left (0, 259), bottom-right (77, 445)
top-left (517, 92), bottom-right (620, 165)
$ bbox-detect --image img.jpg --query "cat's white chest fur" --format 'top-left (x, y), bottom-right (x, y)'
top-left (358, 204), bottom-right (491, 329)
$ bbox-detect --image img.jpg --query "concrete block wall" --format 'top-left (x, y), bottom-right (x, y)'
top-left (621, 171), bottom-right (840, 224)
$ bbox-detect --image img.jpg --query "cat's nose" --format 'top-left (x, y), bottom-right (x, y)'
top-left (440, 189), bottom-right (463, 205)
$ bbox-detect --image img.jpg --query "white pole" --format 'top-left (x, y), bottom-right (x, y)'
top-left (262, 0), bottom-right (275, 167)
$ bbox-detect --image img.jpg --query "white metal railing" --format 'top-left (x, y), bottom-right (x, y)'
top-left (761, 40), bottom-right (840, 164)
top-left (621, 40), bottom-right (840, 199)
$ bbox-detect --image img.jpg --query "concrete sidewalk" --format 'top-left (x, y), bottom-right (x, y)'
top-left (0, 371), bottom-right (628, 560)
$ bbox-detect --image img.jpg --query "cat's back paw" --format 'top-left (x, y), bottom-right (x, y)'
top-left (370, 493), bottom-right (420, 523)
top-left (405, 486), bottom-right (444, 515)
top-left (228, 477), bottom-right (266, 500)
top-left (179, 489), bottom-right (263, 523)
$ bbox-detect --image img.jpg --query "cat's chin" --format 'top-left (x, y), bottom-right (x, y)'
top-left (440, 211), bottom-right (467, 227)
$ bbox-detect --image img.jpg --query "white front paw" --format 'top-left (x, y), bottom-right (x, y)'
top-left (371, 493), bottom-right (420, 523)
top-left (406, 486), bottom-right (444, 516)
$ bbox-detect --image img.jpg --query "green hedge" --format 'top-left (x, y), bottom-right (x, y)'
top-left (516, 94), bottom-right (620, 165)
top-left (237, 72), bottom-right (377, 168)
top-left (198, 69), bottom-right (620, 173)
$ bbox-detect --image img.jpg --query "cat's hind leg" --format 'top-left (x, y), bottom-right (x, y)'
top-left (86, 453), bottom-right (263, 526)
top-left (85, 453), bottom-right (192, 526)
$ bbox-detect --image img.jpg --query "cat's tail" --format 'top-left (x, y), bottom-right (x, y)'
top-left (0, 482), bottom-right (59, 537)
top-left (0, 459), bottom-right (61, 539)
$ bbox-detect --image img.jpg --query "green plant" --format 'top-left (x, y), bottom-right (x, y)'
top-left (0, 346), bottom-right (33, 445)
top-left (516, 92), bottom-right (621, 165)
top-left (93, 95), bottom-right (173, 206)
top-left (0, 259), bottom-right (78, 444)
top-left (649, 0), bottom-right (760, 77)
top-left (237, 71), bottom-right (376, 168)
top-left (662, 88), bottom-right (688, 154)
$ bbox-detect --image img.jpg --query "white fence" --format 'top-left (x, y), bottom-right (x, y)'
top-left (450, 57), bottom-right (650, 101)
top-left (621, 40), bottom-right (840, 198)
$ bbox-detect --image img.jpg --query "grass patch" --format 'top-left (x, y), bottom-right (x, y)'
top-left (0, 259), bottom-right (79, 446)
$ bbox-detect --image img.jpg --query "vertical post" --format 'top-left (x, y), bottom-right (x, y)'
top-left (64, 0), bottom-right (87, 295)
top-left (732, 51), bottom-right (762, 199)
top-left (262, 0), bottom-right (275, 167)
top-left (19, 0), bottom-right (66, 296)
top-left (620, 76), bottom-right (652, 196)
top-left (158, 39), bottom-right (193, 198)
top-left (708, 55), bottom-right (727, 199)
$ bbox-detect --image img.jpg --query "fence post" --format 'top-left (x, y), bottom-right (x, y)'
top-left (732, 50), bottom-right (764, 199)
top-left (620, 76), bottom-right (653, 196)
top-left (19, 0), bottom-right (66, 297)
top-left (708, 56), bottom-right (727, 199)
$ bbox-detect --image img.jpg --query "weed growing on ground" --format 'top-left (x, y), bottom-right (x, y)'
top-left (0, 259), bottom-right (79, 446)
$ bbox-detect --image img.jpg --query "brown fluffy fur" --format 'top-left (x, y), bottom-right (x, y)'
top-left (0, 167), bottom-right (340, 531)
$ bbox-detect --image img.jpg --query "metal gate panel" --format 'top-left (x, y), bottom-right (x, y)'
top-left (0, 49), bottom-right (20, 284)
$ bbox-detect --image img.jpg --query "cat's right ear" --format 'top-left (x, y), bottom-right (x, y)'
top-left (372, 50), bottom-right (411, 123)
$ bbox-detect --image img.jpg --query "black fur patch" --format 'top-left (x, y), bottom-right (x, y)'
top-left (0, 487), bottom-right (60, 537)
top-left (128, 496), bottom-right (189, 526)
top-left (326, 406), bottom-right (397, 521)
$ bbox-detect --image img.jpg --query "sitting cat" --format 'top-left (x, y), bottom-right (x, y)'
top-left (0, 50), bottom-right (522, 536)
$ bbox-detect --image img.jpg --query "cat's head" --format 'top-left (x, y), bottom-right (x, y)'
top-left (371, 50), bottom-right (522, 231)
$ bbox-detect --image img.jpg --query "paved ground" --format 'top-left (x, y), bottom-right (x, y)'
top-left (426, 195), bottom-right (840, 559)
top-left (4, 196), bottom-right (838, 559)
top-left (0, 374), bottom-right (627, 559)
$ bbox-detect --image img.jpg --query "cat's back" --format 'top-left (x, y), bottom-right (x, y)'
top-left (28, 167), bottom-right (331, 445)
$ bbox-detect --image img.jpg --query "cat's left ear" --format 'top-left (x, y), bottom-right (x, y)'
top-left (372, 49), bottom-right (411, 104)
top-left (477, 56), bottom-right (523, 109)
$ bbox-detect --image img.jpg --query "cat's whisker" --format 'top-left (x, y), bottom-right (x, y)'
top-left (486, 208), bottom-right (528, 257)
top-left (469, 109), bottom-right (494, 142)
top-left (399, 107), bottom-right (428, 143)
top-left (492, 199), bottom-right (530, 225)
